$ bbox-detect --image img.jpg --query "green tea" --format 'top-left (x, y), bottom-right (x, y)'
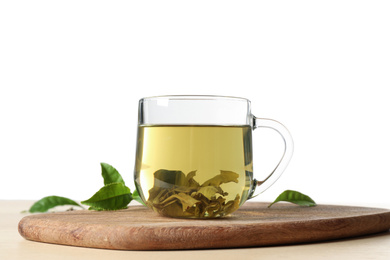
top-left (134, 125), bottom-right (253, 218)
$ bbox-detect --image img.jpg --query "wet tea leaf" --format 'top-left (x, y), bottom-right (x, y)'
top-left (161, 193), bottom-right (200, 212)
top-left (160, 202), bottom-right (186, 217)
top-left (195, 186), bottom-right (225, 200)
top-left (101, 162), bottom-right (125, 185)
top-left (154, 169), bottom-right (186, 187)
top-left (185, 170), bottom-right (200, 188)
top-left (201, 170), bottom-right (239, 187)
top-left (81, 182), bottom-right (132, 210)
top-left (268, 190), bottom-right (316, 208)
top-left (147, 169), bottom-right (242, 218)
top-left (28, 196), bottom-right (82, 213)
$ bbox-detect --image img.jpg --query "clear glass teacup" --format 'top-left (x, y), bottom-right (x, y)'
top-left (134, 95), bottom-right (293, 218)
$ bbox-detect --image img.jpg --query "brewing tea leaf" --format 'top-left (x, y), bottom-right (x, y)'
top-left (196, 186), bottom-right (225, 200)
top-left (101, 162), bottom-right (125, 185)
top-left (81, 182), bottom-right (132, 210)
top-left (146, 169), bottom-right (244, 218)
top-left (268, 190), bottom-right (316, 208)
top-left (185, 170), bottom-right (200, 188)
top-left (201, 170), bottom-right (239, 187)
top-left (28, 196), bottom-right (83, 213)
top-left (161, 193), bottom-right (200, 212)
top-left (154, 169), bottom-right (186, 187)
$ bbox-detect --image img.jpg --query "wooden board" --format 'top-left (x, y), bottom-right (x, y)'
top-left (18, 202), bottom-right (390, 250)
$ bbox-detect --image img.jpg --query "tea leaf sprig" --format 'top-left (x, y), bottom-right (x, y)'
top-left (25, 163), bottom-right (143, 213)
top-left (80, 163), bottom-right (132, 211)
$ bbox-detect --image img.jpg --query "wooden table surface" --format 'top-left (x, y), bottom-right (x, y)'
top-left (2, 200), bottom-right (390, 260)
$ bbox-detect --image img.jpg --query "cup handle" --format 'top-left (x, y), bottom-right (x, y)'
top-left (247, 117), bottom-right (294, 199)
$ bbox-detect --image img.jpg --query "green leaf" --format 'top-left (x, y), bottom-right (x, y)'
top-left (101, 162), bottom-right (125, 185)
top-left (131, 189), bottom-right (146, 206)
top-left (268, 190), bottom-right (316, 208)
top-left (28, 196), bottom-right (83, 213)
top-left (87, 206), bottom-right (107, 211)
top-left (81, 182), bottom-right (132, 210)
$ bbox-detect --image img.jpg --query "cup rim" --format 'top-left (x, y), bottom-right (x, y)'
top-left (140, 95), bottom-right (250, 103)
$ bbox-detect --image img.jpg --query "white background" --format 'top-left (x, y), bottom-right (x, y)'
top-left (1, 1), bottom-right (389, 207)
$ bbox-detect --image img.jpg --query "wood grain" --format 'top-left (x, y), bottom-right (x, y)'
top-left (18, 202), bottom-right (390, 250)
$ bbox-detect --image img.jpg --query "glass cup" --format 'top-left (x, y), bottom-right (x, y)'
top-left (134, 95), bottom-right (293, 218)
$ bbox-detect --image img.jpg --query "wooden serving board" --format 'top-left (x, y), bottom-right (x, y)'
top-left (18, 202), bottom-right (390, 250)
